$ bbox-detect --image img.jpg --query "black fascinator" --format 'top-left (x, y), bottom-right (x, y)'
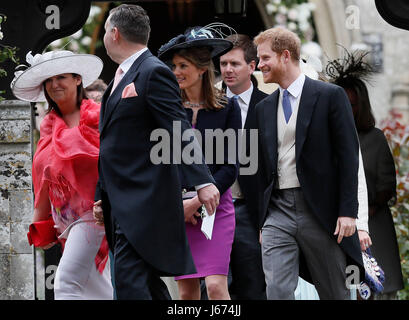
top-left (326, 46), bottom-right (377, 132)
top-left (325, 46), bottom-right (376, 86)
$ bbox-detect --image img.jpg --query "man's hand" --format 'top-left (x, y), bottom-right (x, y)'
top-left (93, 200), bottom-right (104, 226)
top-left (334, 216), bottom-right (356, 244)
top-left (197, 184), bottom-right (220, 216)
top-left (358, 230), bottom-right (372, 251)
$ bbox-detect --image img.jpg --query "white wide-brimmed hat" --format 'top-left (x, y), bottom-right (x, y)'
top-left (11, 50), bottom-right (103, 102)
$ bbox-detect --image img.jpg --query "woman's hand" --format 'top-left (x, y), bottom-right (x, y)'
top-left (40, 242), bottom-right (57, 250)
top-left (183, 197), bottom-right (202, 225)
top-left (33, 181), bottom-right (51, 223)
top-left (93, 200), bottom-right (104, 226)
top-left (358, 230), bottom-right (372, 251)
top-left (197, 184), bottom-right (219, 216)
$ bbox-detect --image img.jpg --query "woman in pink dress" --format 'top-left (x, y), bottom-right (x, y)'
top-left (158, 26), bottom-right (240, 300)
top-left (11, 50), bottom-right (112, 299)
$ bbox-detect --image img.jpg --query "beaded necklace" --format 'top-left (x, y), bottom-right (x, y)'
top-left (183, 101), bottom-right (205, 108)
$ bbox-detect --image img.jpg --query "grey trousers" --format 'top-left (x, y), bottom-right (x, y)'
top-left (261, 188), bottom-right (350, 300)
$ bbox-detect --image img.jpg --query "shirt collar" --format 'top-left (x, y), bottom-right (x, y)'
top-left (119, 47), bottom-right (148, 75)
top-left (226, 83), bottom-right (253, 106)
top-left (279, 73), bottom-right (305, 99)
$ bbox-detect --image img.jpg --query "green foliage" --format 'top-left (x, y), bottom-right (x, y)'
top-left (0, 14), bottom-right (20, 101)
top-left (46, 4), bottom-right (106, 54)
top-left (380, 111), bottom-right (409, 299)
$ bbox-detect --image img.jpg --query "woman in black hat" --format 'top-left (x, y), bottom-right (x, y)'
top-left (158, 25), bottom-right (241, 300)
top-left (326, 49), bottom-right (404, 299)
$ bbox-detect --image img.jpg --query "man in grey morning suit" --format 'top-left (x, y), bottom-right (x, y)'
top-left (253, 27), bottom-right (363, 299)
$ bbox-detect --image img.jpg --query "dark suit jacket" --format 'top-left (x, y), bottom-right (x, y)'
top-left (236, 87), bottom-right (268, 228)
top-left (255, 76), bottom-right (363, 276)
top-left (95, 49), bottom-right (215, 276)
top-left (183, 98), bottom-right (241, 196)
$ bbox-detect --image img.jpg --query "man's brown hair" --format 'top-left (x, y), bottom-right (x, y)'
top-left (254, 27), bottom-right (301, 62)
top-left (225, 34), bottom-right (258, 64)
top-left (109, 4), bottom-right (151, 45)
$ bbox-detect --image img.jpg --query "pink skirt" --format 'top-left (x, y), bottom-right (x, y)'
top-left (175, 189), bottom-right (235, 280)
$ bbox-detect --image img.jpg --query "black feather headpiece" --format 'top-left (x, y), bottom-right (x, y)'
top-left (325, 46), bottom-right (376, 86)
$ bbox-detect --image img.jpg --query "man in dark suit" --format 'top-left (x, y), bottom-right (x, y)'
top-left (219, 34), bottom-right (267, 300)
top-left (253, 27), bottom-right (363, 299)
top-left (93, 4), bottom-right (220, 300)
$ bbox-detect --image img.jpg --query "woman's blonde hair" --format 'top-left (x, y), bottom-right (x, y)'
top-left (175, 47), bottom-right (227, 110)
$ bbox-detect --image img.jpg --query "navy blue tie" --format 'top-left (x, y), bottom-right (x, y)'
top-left (282, 89), bottom-right (292, 123)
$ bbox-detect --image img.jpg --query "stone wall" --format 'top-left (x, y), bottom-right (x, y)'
top-left (0, 100), bottom-right (34, 300)
top-left (355, 0), bottom-right (409, 123)
top-left (256, 0), bottom-right (409, 123)
top-left (311, 0), bottom-right (409, 123)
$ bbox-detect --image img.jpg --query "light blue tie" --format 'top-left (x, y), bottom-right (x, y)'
top-left (282, 89), bottom-right (292, 123)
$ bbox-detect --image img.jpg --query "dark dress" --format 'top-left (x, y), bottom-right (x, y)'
top-left (175, 98), bottom-right (241, 279)
top-left (359, 127), bottom-right (404, 293)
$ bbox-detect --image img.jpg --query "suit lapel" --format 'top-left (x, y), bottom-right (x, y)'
top-left (100, 50), bottom-right (152, 135)
top-left (243, 88), bottom-right (259, 130)
top-left (263, 91), bottom-right (279, 170)
top-left (99, 80), bottom-right (114, 133)
top-left (295, 76), bottom-right (320, 162)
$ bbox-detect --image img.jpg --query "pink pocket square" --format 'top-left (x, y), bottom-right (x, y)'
top-left (121, 83), bottom-right (138, 98)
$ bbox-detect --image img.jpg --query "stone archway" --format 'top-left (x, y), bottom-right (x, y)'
top-left (313, 0), bottom-right (409, 122)
top-left (254, 0), bottom-right (408, 122)
top-left (254, 0), bottom-right (355, 59)
top-left (95, 0), bottom-right (267, 85)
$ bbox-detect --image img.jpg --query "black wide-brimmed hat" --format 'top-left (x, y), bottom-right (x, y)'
top-left (157, 23), bottom-right (234, 63)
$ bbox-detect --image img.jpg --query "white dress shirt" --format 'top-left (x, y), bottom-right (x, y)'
top-left (116, 47), bottom-right (149, 80)
top-left (278, 73), bottom-right (305, 120)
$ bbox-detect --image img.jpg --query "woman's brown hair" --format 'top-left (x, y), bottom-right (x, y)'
top-left (174, 47), bottom-right (227, 110)
top-left (43, 73), bottom-right (88, 117)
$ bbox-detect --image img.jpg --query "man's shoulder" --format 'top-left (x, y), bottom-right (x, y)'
top-left (304, 76), bottom-right (341, 93)
top-left (256, 88), bottom-right (278, 107)
top-left (135, 55), bottom-right (176, 84)
top-left (252, 86), bottom-right (269, 101)
top-left (140, 54), bottom-right (169, 71)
